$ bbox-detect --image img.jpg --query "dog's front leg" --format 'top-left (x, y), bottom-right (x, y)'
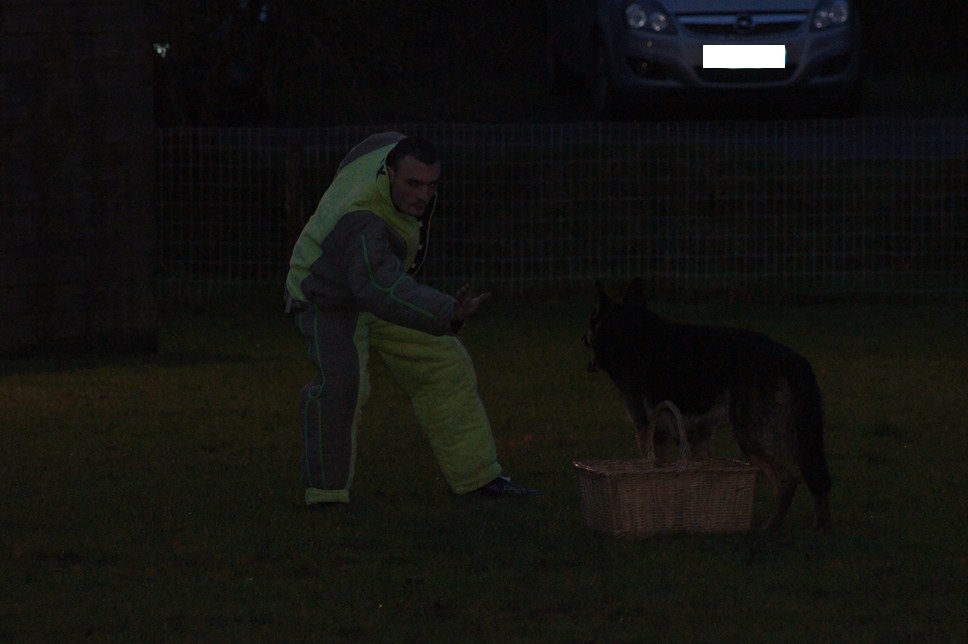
top-left (621, 392), bottom-right (655, 463)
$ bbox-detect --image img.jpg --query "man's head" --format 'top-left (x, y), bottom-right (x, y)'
top-left (386, 136), bottom-right (441, 219)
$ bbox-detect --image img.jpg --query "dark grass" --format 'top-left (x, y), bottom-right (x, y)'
top-left (3, 287), bottom-right (967, 641)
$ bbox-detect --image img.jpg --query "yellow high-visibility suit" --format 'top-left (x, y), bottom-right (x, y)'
top-left (286, 132), bottom-right (501, 504)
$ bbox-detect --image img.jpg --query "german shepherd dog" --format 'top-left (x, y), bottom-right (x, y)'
top-left (582, 279), bottom-right (832, 530)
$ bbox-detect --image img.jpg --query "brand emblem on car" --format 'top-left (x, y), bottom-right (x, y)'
top-left (734, 14), bottom-right (755, 35)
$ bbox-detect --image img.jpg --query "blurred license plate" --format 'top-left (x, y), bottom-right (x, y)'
top-left (703, 45), bottom-right (786, 69)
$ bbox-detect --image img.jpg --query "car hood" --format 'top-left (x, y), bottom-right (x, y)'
top-left (663, 0), bottom-right (816, 12)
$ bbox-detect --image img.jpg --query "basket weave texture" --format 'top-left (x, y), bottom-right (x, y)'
top-left (574, 458), bottom-right (758, 537)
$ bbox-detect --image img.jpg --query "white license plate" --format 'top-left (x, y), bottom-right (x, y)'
top-left (703, 45), bottom-right (786, 69)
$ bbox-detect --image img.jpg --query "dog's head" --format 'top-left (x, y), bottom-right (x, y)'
top-left (582, 278), bottom-right (649, 374)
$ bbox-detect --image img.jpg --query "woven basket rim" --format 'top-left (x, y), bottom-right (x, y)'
top-left (573, 457), bottom-right (758, 474)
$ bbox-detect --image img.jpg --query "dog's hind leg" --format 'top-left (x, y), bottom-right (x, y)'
top-left (747, 453), bottom-right (798, 530)
top-left (801, 457), bottom-right (832, 531)
top-left (794, 401), bottom-right (833, 531)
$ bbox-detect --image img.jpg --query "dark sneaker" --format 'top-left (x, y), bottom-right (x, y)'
top-left (478, 475), bottom-right (540, 497)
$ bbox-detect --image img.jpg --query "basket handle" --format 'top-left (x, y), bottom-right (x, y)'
top-left (651, 400), bottom-right (691, 472)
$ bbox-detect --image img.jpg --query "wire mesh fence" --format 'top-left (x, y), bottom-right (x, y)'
top-left (157, 119), bottom-right (967, 298)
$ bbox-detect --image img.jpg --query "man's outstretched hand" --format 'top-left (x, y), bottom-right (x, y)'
top-left (452, 284), bottom-right (492, 323)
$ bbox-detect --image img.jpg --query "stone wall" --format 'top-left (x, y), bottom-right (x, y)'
top-left (1, 1), bottom-right (157, 356)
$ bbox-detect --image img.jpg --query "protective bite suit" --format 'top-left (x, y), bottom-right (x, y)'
top-left (286, 132), bottom-right (502, 504)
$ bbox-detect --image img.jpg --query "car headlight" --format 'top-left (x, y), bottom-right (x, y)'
top-left (624, 2), bottom-right (676, 34)
top-left (812, 0), bottom-right (850, 30)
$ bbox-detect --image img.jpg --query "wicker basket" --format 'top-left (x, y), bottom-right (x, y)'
top-left (574, 401), bottom-right (758, 537)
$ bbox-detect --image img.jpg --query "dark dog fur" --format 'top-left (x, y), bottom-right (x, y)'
top-left (582, 279), bottom-right (832, 530)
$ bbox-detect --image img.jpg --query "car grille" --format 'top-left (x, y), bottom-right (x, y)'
top-left (695, 66), bottom-right (797, 83)
top-left (678, 13), bottom-right (807, 37)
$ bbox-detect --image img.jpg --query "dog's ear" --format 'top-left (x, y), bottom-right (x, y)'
top-left (623, 277), bottom-right (647, 305)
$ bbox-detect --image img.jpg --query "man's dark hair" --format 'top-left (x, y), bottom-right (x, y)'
top-left (387, 136), bottom-right (439, 169)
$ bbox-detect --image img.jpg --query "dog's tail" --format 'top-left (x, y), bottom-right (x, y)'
top-left (791, 359), bottom-right (832, 498)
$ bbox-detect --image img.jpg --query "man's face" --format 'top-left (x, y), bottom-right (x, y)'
top-left (388, 155), bottom-right (441, 219)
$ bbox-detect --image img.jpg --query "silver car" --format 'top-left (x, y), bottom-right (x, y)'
top-left (546, 0), bottom-right (862, 117)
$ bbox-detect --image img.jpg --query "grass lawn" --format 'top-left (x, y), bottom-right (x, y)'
top-left (2, 287), bottom-right (967, 641)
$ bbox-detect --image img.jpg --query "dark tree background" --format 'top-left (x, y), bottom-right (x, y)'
top-left (148, 0), bottom-right (968, 127)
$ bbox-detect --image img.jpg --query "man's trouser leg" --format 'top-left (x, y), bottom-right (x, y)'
top-left (368, 316), bottom-right (502, 494)
top-left (296, 307), bottom-right (370, 504)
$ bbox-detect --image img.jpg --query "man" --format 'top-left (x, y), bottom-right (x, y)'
top-left (286, 132), bottom-right (537, 505)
